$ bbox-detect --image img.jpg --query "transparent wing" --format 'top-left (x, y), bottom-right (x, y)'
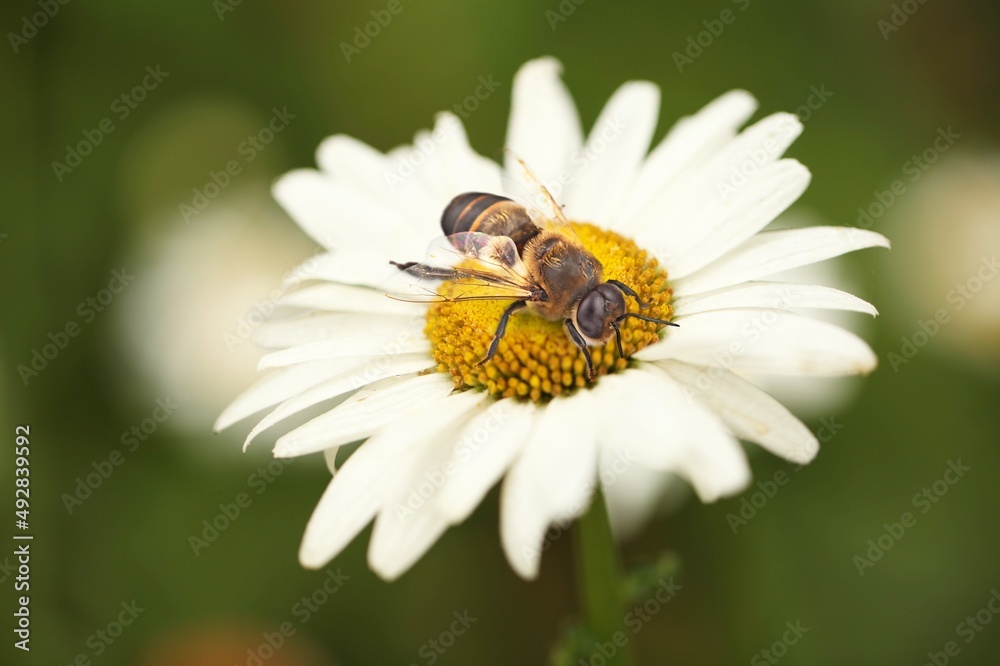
top-left (435, 232), bottom-right (530, 280)
top-left (388, 233), bottom-right (540, 304)
top-left (387, 261), bottom-right (537, 303)
top-left (501, 151), bottom-right (584, 244)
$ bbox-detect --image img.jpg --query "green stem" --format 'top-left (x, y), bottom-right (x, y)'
top-left (573, 487), bottom-right (633, 666)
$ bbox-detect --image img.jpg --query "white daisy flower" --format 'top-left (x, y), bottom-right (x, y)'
top-left (217, 57), bottom-right (888, 581)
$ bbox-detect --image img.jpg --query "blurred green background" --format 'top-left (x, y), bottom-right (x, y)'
top-left (3, 0), bottom-right (1000, 664)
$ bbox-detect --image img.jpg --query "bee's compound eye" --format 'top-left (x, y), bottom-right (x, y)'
top-left (576, 291), bottom-right (608, 340)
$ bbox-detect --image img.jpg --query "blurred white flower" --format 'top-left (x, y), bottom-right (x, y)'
top-left (883, 152), bottom-right (1000, 372)
top-left (117, 198), bottom-right (313, 437)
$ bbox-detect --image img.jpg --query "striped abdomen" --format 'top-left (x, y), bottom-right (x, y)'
top-left (441, 192), bottom-right (540, 252)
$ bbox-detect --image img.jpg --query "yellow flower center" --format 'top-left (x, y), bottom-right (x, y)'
top-left (424, 223), bottom-right (673, 402)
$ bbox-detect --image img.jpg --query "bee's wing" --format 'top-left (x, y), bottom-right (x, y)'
top-left (389, 233), bottom-right (539, 304)
top-left (437, 232), bottom-right (531, 279)
top-left (502, 152), bottom-right (585, 243)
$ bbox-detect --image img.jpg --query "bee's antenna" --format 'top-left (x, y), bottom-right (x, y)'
top-left (606, 279), bottom-right (651, 309)
top-left (615, 313), bottom-right (679, 328)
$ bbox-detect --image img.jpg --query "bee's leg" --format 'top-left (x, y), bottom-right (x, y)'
top-left (475, 301), bottom-right (527, 368)
top-left (563, 319), bottom-right (595, 381)
top-left (610, 320), bottom-right (625, 358)
top-left (606, 279), bottom-right (649, 309)
top-left (389, 260), bottom-right (461, 281)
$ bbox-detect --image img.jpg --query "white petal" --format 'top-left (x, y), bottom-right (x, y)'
top-left (675, 227), bottom-right (891, 296)
top-left (601, 458), bottom-right (673, 541)
top-left (690, 112), bottom-right (802, 191)
top-left (591, 371), bottom-right (670, 467)
top-left (253, 312), bottom-right (421, 351)
top-left (257, 332), bottom-right (429, 370)
top-left (648, 160), bottom-right (811, 278)
top-left (316, 134), bottom-right (391, 189)
top-left (624, 112), bottom-right (801, 241)
top-left (257, 334), bottom-right (431, 370)
top-left (316, 133), bottom-right (440, 227)
top-left (273, 169), bottom-right (422, 254)
top-left (592, 370), bottom-right (749, 502)
top-left (382, 140), bottom-right (449, 229)
top-left (615, 89), bottom-right (757, 231)
top-left (505, 57), bottom-right (583, 189)
top-left (655, 359), bottom-right (819, 464)
top-left (672, 281), bottom-right (879, 317)
top-left (284, 249), bottom-right (413, 292)
top-left (369, 502), bottom-right (450, 581)
top-left (243, 354), bottom-right (435, 448)
top-left (365, 390), bottom-right (489, 580)
top-left (298, 390), bottom-right (481, 569)
top-left (397, 127), bottom-right (454, 209)
top-left (273, 373), bottom-right (455, 458)
top-left (214, 359), bottom-right (355, 432)
top-left (431, 112), bottom-right (504, 196)
top-left (278, 282), bottom-right (425, 316)
top-left (501, 392), bottom-right (598, 579)
top-left (635, 309), bottom-right (878, 376)
top-left (591, 376), bottom-right (683, 539)
top-left (563, 81), bottom-right (660, 222)
top-left (434, 399), bottom-right (536, 524)
top-left (323, 447), bottom-right (339, 475)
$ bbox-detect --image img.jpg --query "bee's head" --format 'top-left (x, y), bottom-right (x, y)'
top-left (575, 283), bottom-right (626, 343)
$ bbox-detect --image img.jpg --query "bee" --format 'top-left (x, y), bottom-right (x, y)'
top-left (390, 164), bottom-right (676, 381)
